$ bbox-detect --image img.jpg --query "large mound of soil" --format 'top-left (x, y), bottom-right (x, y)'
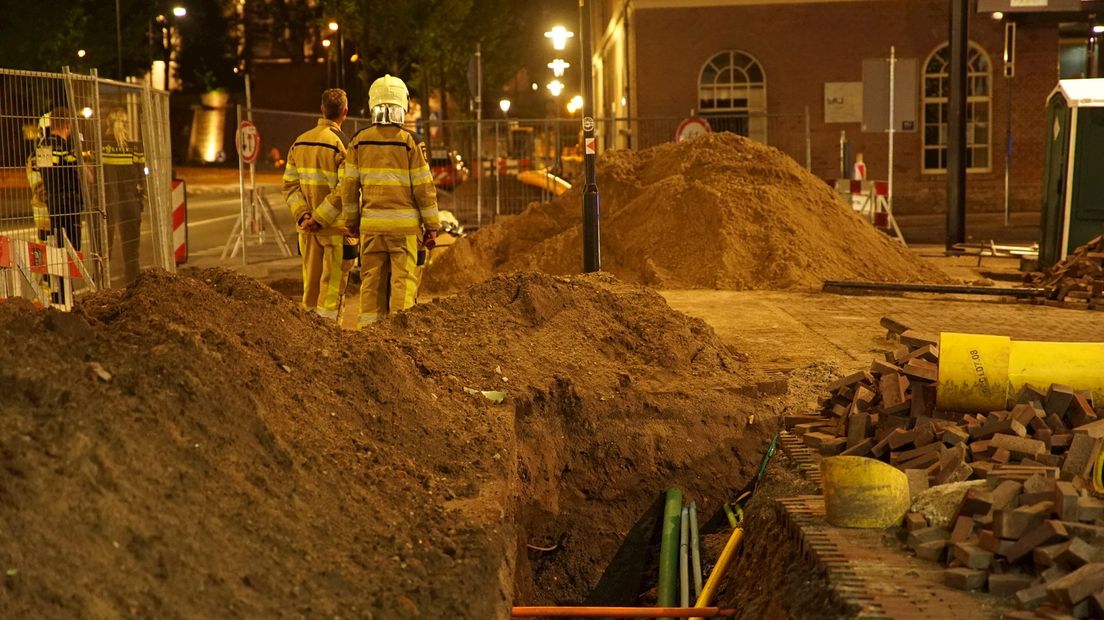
top-left (0, 270), bottom-right (507, 618)
top-left (424, 133), bottom-right (946, 292)
top-left (0, 269), bottom-right (774, 616)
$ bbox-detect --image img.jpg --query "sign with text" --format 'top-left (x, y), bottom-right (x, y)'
top-left (824, 82), bottom-right (863, 124)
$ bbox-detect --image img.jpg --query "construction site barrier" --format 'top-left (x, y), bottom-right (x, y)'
top-left (215, 110), bottom-right (810, 236)
top-left (0, 67), bottom-right (176, 308)
top-left (937, 332), bottom-right (1104, 412)
top-left (172, 178), bottom-right (187, 264)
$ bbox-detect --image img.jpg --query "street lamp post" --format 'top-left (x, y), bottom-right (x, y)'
top-left (547, 80), bottom-right (564, 175)
top-left (578, 0), bottom-right (600, 272)
top-left (328, 21), bottom-right (344, 88)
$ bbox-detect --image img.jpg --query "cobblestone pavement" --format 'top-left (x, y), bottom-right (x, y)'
top-left (663, 290), bottom-right (1104, 374)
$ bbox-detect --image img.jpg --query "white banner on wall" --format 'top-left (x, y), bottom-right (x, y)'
top-left (824, 82), bottom-right (863, 124)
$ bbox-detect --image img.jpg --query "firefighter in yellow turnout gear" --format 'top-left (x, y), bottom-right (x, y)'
top-left (339, 75), bottom-right (439, 327)
top-left (283, 89), bottom-right (350, 320)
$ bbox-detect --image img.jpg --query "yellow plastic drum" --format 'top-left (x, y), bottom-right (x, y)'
top-left (938, 332), bottom-right (1104, 412)
top-left (821, 456), bottom-right (911, 528)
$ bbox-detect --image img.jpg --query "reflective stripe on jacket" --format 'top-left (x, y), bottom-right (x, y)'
top-left (282, 119), bottom-right (347, 232)
top-left (341, 124), bottom-right (439, 235)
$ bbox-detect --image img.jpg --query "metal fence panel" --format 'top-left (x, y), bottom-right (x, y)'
top-left (0, 67), bottom-right (175, 308)
top-left (235, 111), bottom-right (810, 245)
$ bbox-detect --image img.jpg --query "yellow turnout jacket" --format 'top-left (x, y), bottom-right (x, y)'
top-left (282, 119), bottom-right (347, 237)
top-left (339, 124), bottom-right (439, 235)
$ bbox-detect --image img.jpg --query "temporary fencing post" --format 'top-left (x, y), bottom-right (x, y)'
top-left (89, 69), bottom-right (112, 286)
top-left (804, 105), bottom-right (812, 170)
top-left (495, 119), bottom-right (501, 217)
top-left (62, 66), bottom-right (107, 289)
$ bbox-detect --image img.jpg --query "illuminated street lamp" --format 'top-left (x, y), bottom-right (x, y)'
top-left (328, 21), bottom-right (339, 31)
top-left (567, 95), bottom-right (583, 114)
top-left (322, 39), bottom-right (331, 48)
top-left (544, 26), bottom-right (574, 51)
top-left (172, 5), bottom-right (186, 17)
top-left (80, 107), bottom-right (93, 119)
top-left (547, 79), bottom-right (564, 97)
top-left (77, 49), bottom-right (87, 58)
top-left (499, 98), bottom-right (511, 115)
top-left (547, 58), bottom-right (570, 78)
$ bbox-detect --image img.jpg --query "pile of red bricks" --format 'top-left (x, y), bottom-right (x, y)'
top-left (1028, 235), bottom-right (1104, 311)
top-left (784, 317), bottom-right (1104, 617)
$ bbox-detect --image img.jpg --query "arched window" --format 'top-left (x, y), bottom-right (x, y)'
top-left (922, 42), bottom-right (992, 172)
top-left (698, 50), bottom-right (767, 142)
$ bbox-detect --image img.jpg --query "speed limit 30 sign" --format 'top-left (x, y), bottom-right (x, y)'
top-left (236, 120), bottom-right (261, 164)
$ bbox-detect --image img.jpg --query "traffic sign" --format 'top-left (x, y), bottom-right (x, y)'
top-left (236, 120), bottom-right (261, 164)
top-left (674, 116), bottom-right (711, 143)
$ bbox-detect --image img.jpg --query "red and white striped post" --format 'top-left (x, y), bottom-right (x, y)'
top-left (172, 179), bottom-right (188, 264)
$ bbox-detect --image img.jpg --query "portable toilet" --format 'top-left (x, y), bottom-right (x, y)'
top-left (1039, 79), bottom-right (1104, 267)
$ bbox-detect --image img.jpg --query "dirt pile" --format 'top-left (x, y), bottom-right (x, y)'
top-left (1, 269), bottom-right (775, 615)
top-left (424, 133), bottom-right (946, 293)
top-left (0, 269), bottom-right (508, 618)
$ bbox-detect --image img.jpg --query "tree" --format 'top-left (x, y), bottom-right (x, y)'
top-left (328, 0), bottom-right (530, 115)
top-left (174, 0), bottom-right (241, 92)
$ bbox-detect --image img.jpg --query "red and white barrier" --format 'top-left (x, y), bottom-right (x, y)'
top-left (829, 178), bottom-right (905, 244)
top-left (0, 234), bottom-right (86, 310)
top-left (172, 178), bottom-right (188, 264)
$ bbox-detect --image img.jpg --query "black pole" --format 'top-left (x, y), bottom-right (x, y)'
top-left (946, 0), bottom-right (969, 249)
top-left (338, 33), bottom-right (345, 89)
top-left (115, 0), bottom-right (123, 79)
top-left (580, 0), bottom-right (600, 272)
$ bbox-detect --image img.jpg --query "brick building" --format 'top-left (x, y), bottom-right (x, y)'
top-left (591, 0), bottom-right (1103, 216)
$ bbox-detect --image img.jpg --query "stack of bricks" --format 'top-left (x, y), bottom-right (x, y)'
top-left (904, 471), bottom-right (1104, 617)
top-left (1027, 234), bottom-right (1104, 311)
top-left (783, 316), bottom-right (1104, 615)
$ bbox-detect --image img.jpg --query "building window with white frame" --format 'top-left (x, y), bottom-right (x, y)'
top-left (698, 50), bottom-right (767, 143)
top-left (922, 42), bottom-right (992, 173)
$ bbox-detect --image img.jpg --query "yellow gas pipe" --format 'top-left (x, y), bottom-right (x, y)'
top-left (936, 332), bottom-right (1104, 413)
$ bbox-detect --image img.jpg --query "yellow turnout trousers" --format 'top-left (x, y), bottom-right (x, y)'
top-left (299, 232), bottom-right (344, 319)
top-left (358, 233), bottom-right (420, 328)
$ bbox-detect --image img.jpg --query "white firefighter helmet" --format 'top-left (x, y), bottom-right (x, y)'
top-left (369, 74), bottom-right (409, 126)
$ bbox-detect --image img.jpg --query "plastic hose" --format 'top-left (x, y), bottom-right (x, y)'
top-left (680, 506), bottom-right (690, 606)
top-left (937, 332), bottom-right (1104, 412)
top-left (658, 488), bottom-right (684, 612)
top-left (689, 501), bottom-right (703, 600)
top-left (690, 527), bottom-right (745, 620)
top-left (511, 607), bottom-right (737, 618)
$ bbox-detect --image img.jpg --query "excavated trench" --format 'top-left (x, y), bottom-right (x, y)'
top-left (505, 369), bottom-right (851, 619)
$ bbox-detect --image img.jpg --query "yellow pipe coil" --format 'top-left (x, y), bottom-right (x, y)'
top-left (937, 332), bottom-right (1104, 412)
top-left (820, 456), bottom-right (911, 528)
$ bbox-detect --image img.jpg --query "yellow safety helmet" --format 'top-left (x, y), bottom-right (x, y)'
top-left (369, 74), bottom-right (409, 109)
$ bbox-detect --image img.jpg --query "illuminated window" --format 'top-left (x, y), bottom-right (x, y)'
top-left (698, 50), bottom-right (766, 142)
top-left (922, 42), bottom-right (992, 172)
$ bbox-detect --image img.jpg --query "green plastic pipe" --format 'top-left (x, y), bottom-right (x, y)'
top-left (657, 487), bottom-right (683, 613)
top-left (689, 501), bottom-right (702, 599)
top-left (679, 506), bottom-right (690, 606)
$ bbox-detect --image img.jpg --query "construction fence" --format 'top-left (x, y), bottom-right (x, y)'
top-left (234, 109), bottom-right (811, 236)
top-left (0, 67), bottom-right (175, 309)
